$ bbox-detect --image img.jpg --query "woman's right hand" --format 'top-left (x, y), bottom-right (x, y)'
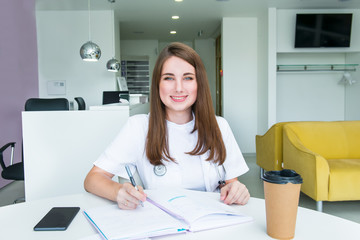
top-left (84, 166), bottom-right (147, 209)
top-left (116, 182), bottom-right (147, 210)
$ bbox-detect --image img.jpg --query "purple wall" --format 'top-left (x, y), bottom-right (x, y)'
top-left (0, 0), bottom-right (38, 188)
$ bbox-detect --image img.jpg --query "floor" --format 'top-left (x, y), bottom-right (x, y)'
top-left (0, 155), bottom-right (359, 224)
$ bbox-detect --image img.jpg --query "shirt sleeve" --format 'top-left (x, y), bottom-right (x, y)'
top-left (94, 114), bottom-right (148, 177)
top-left (216, 117), bottom-right (249, 180)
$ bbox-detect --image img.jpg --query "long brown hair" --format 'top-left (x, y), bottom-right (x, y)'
top-left (146, 42), bottom-right (226, 166)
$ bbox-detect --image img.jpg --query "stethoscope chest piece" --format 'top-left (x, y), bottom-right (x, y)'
top-left (153, 165), bottom-right (167, 176)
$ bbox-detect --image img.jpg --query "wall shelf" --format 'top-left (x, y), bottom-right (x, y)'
top-left (121, 59), bottom-right (150, 95)
top-left (277, 64), bottom-right (359, 72)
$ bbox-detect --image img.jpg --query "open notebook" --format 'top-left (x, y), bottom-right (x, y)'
top-left (84, 188), bottom-right (253, 240)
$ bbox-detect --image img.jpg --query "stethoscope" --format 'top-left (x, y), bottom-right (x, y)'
top-left (153, 165), bottom-right (167, 176)
top-left (153, 162), bottom-right (226, 189)
top-left (215, 163), bottom-right (226, 189)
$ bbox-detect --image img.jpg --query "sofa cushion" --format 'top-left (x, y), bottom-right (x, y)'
top-left (327, 158), bottom-right (360, 201)
top-left (285, 121), bottom-right (360, 159)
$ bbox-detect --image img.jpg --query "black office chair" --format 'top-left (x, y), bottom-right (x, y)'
top-left (25, 98), bottom-right (69, 111)
top-left (74, 97), bottom-right (86, 110)
top-left (0, 142), bottom-right (23, 181)
top-left (0, 142), bottom-right (24, 203)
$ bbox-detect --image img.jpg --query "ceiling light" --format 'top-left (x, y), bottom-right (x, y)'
top-left (80, 0), bottom-right (101, 61)
top-left (170, 31), bottom-right (177, 34)
top-left (174, 0), bottom-right (183, 2)
top-left (172, 16), bottom-right (180, 20)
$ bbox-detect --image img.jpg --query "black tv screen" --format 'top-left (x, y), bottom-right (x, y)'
top-left (294, 13), bottom-right (352, 48)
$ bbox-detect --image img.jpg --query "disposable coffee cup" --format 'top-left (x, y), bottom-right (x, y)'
top-left (262, 169), bottom-right (303, 240)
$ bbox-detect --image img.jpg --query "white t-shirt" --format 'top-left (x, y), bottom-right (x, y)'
top-left (94, 114), bottom-right (249, 192)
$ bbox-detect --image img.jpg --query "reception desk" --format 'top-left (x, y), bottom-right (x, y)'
top-left (89, 102), bottom-right (149, 116)
top-left (22, 104), bottom-right (149, 202)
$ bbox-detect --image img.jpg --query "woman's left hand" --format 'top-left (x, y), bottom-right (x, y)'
top-left (220, 179), bottom-right (250, 205)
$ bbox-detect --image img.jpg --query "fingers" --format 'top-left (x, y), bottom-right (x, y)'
top-left (137, 185), bottom-right (146, 199)
top-left (220, 181), bottom-right (250, 205)
top-left (118, 198), bottom-right (135, 210)
top-left (235, 187), bottom-right (250, 205)
top-left (128, 185), bottom-right (147, 202)
top-left (116, 183), bottom-right (147, 210)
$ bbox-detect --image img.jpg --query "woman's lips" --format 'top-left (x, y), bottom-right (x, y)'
top-left (171, 95), bottom-right (187, 102)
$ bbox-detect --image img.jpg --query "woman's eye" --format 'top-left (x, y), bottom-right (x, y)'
top-left (184, 76), bottom-right (193, 80)
top-left (163, 76), bottom-right (174, 80)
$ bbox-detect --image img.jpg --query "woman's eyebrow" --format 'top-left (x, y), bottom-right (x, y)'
top-left (184, 72), bottom-right (195, 76)
top-left (161, 73), bottom-right (175, 77)
top-left (161, 72), bottom-right (195, 77)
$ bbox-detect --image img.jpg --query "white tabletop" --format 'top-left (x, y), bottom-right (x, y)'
top-left (0, 192), bottom-right (359, 240)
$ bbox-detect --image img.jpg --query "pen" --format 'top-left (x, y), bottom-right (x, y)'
top-left (125, 165), bottom-right (144, 207)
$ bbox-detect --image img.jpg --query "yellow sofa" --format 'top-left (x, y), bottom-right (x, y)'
top-left (283, 121), bottom-right (360, 211)
top-left (256, 122), bottom-right (292, 173)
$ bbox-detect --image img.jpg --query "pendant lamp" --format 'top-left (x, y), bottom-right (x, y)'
top-left (106, 11), bottom-right (120, 72)
top-left (80, 0), bottom-right (101, 61)
top-left (106, 58), bottom-right (120, 72)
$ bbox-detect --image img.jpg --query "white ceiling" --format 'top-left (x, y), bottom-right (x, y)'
top-left (35, 0), bottom-right (360, 41)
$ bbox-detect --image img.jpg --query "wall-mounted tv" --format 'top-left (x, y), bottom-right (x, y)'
top-left (294, 13), bottom-right (352, 48)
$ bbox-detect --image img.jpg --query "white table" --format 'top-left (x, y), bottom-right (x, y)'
top-left (0, 192), bottom-right (359, 240)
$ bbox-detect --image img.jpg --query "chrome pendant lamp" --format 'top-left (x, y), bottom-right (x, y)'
top-left (106, 10), bottom-right (120, 72)
top-left (106, 58), bottom-right (120, 72)
top-left (80, 0), bottom-right (101, 61)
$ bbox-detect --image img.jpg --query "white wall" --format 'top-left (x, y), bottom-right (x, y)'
top-left (194, 39), bottom-right (217, 110)
top-left (257, 10), bottom-right (270, 136)
top-left (222, 18), bottom-right (258, 153)
top-left (267, 8), bottom-right (277, 128)
top-left (277, 53), bottom-right (347, 122)
top-left (345, 52), bottom-right (360, 120)
top-left (36, 10), bottom-right (119, 108)
top-left (114, 11), bottom-right (121, 64)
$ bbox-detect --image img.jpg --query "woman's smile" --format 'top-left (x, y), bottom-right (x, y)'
top-left (171, 95), bottom-right (188, 102)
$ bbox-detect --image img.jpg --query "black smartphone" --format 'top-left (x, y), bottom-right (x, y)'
top-left (34, 207), bottom-right (80, 231)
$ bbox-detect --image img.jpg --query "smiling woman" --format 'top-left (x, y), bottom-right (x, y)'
top-left (147, 42), bottom-right (223, 165)
top-left (84, 42), bottom-right (250, 210)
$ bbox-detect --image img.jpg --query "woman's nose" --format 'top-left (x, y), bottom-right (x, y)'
top-left (175, 79), bottom-right (183, 92)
